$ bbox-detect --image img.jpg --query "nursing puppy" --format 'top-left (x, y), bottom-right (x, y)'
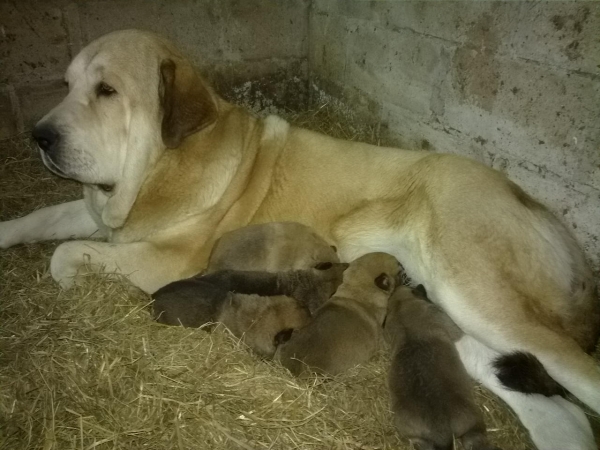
top-left (207, 222), bottom-right (339, 272)
top-left (385, 285), bottom-right (499, 450)
top-left (152, 262), bottom-right (347, 357)
top-left (276, 252), bottom-right (400, 376)
top-left (198, 261), bottom-right (348, 314)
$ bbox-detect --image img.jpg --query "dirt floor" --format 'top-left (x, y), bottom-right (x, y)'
top-left (0, 106), bottom-right (597, 450)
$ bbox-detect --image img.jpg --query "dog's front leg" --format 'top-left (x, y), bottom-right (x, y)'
top-left (50, 239), bottom-right (196, 293)
top-left (0, 200), bottom-right (101, 249)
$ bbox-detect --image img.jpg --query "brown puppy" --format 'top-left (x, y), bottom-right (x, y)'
top-left (219, 293), bottom-right (310, 358)
top-left (152, 262), bottom-right (347, 357)
top-left (207, 222), bottom-right (339, 272)
top-left (276, 252), bottom-right (400, 376)
top-left (152, 278), bottom-right (308, 358)
top-left (385, 285), bottom-right (499, 450)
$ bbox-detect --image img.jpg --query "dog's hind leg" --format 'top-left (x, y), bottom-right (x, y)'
top-left (445, 284), bottom-right (600, 416)
top-left (456, 334), bottom-right (596, 450)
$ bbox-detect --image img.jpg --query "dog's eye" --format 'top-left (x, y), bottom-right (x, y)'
top-left (314, 262), bottom-right (333, 270)
top-left (96, 82), bottom-right (116, 97)
top-left (98, 184), bottom-right (114, 193)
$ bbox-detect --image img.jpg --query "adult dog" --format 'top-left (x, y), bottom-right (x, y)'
top-left (0, 30), bottom-right (598, 449)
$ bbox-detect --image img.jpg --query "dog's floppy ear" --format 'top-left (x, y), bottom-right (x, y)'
top-left (160, 58), bottom-right (217, 148)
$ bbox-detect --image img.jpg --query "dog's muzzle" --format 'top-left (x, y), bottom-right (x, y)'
top-left (32, 123), bottom-right (70, 178)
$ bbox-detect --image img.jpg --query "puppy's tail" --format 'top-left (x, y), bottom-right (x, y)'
top-left (493, 351), bottom-right (566, 397)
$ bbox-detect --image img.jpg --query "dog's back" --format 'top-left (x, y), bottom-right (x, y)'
top-left (385, 286), bottom-right (498, 450)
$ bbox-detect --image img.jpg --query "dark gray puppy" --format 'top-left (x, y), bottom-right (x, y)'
top-left (276, 252), bottom-right (401, 376)
top-left (384, 285), bottom-right (500, 450)
top-left (151, 263), bottom-right (347, 357)
top-left (197, 261), bottom-right (348, 314)
top-left (207, 222), bottom-right (339, 272)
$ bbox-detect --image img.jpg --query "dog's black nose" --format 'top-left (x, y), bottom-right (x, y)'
top-left (32, 124), bottom-right (60, 153)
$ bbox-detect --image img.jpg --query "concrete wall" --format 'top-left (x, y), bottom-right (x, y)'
top-left (2, 0), bottom-right (599, 268)
top-left (309, 0), bottom-right (600, 269)
top-left (0, 0), bottom-right (309, 138)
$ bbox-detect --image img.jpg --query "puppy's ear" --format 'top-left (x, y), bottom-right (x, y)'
top-left (160, 58), bottom-right (217, 148)
top-left (413, 284), bottom-right (429, 301)
top-left (274, 328), bottom-right (295, 347)
top-left (374, 273), bottom-right (392, 291)
top-left (314, 262), bottom-right (333, 271)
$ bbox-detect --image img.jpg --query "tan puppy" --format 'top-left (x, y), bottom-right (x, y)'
top-left (385, 285), bottom-right (499, 450)
top-left (207, 222), bottom-right (339, 272)
top-left (0, 30), bottom-right (598, 446)
top-left (153, 279), bottom-right (308, 358)
top-left (218, 294), bottom-right (309, 358)
top-left (276, 252), bottom-right (400, 376)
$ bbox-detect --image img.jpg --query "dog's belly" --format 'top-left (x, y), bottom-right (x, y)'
top-left (335, 228), bottom-right (430, 287)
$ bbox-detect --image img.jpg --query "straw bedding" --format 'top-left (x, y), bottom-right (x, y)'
top-left (0, 105), bottom-right (596, 449)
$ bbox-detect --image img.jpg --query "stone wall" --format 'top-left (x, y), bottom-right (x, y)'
top-left (0, 0), bottom-right (310, 137)
top-left (309, 0), bottom-right (600, 269)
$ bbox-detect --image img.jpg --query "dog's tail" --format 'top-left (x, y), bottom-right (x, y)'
top-left (493, 351), bottom-right (566, 397)
top-left (471, 307), bottom-right (600, 414)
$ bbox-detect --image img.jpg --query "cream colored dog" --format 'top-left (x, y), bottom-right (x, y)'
top-left (0, 30), bottom-right (598, 450)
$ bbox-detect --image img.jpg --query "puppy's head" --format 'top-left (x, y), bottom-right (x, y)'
top-left (297, 227), bottom-right (340, 269)
top-left (383, 284), bottom-right (433, 339)
top-left (338, 252), bottom-right (401, 304)
top-left (386, 284), bottom-right (429, 315)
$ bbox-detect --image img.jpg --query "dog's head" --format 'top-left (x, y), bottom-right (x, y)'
top-left (32, 29), bottom-right (217, 227)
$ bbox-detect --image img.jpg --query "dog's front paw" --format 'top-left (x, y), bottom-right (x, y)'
top-left (0, 219), bottom-right (23, 249)
top-left (50, 241), bottom-right (87, 289)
